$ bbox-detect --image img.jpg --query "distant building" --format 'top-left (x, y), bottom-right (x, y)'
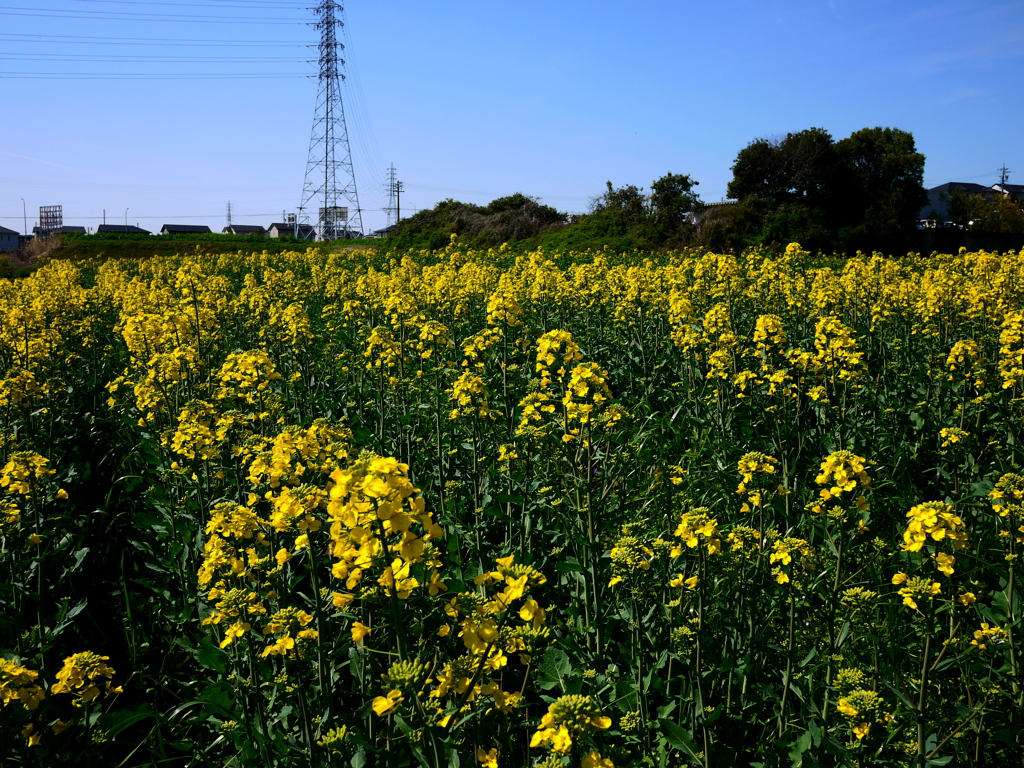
top-left (32, 225), bottom-right (86, 236)
top-left (223, 225), bottom-right (266, 236)
top-left (921, 181), bottom-right (1024, 221)
top-left (160, 224), bottom-right (212, 235)
top-left (370, 226), bottom-right (395, 238)
top-left (993, 183), bottom-right (1024, 202)
top-left (97, 224), bottom-right (151, 235)
top-left (0, 225), bottom-right (19, 252)
top-left (689, 200), bottom-right (738, 226)
top-left (268, 222), bottom-right (315, 239)
top-left (921, 182), bottom-right (996, 221)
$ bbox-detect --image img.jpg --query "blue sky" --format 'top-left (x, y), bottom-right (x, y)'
top-left (2, 0), bottom-right (1022, 235)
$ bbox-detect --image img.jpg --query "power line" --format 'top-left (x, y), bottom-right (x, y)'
top-left (0, 33), bottom-right (305, 45)
top-left (0, 71), bottom-right (306, 79)
top-left (63, 0), bottom-right (304, 9)
top-left (0, 7), bottom-right (302, 24)
top-left (0, 54), bottom-right (306, 62)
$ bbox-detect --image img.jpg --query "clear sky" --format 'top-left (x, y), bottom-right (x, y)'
top-left (2, 0), bottom-right (1022, 235)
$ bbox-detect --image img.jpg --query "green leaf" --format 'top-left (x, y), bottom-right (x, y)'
top-left (657, 719), bottom-right (701, 760)
top-left (788, 729), bottom-right (813, 766)
top-left (70, 547), bottom-right (91, 572)
top-left (195, 634), bottom-right (229, 674)
top-left (835, 620), bottom-right (851, 649)
top-left (615, 678), bottom-right (638, 710)
top-left (657, 701), bottom-right (677, 720)
top-left (554, 558), bottom-right (584, 573)
top-left (538, 647), bottom-right (572, 692)
top-left (808, 720), bottom-right (822, 747)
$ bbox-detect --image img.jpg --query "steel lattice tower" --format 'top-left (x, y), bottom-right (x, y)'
top-left (300, 1), bottom-right (362, 240)
top-left (385, 164), bottom-right (398, 228)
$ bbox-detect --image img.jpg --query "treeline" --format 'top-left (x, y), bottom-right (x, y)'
top-left (390, 126), bottom-right (931, 254)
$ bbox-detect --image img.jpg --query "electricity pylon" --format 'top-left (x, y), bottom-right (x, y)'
top-left (299, 1), bottom-right (362, 240)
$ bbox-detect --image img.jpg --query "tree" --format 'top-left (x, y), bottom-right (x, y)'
top-left (388, 194), bottom-right (566, 249)
top-left (727, 128), bottom-right (839, 207)
top-left (835, 127), bottom-right (927, 250)
top-left (723, 125), bottom-right (927, 253)
top-left (960, 194), bottom-right (1024, 233)
top-left (649, 172), bottom-right (701, 237)
top-left (591, 181), bottom-right (647, 224)
top-left (725, 128), bottom-right (841, 250)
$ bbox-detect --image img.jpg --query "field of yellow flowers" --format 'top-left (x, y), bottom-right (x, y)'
top-left (2, 241), bottom-right (1023, 767)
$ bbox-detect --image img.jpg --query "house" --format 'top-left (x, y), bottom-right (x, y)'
top-left (370, 225), bottom-right (396, 238)
top-left (97, 224), bottom-right (151, 235)
top-left (993, 183), bottom-right (1024, 202)
top-left (0, 225), bottom-right (19, 252)
top-left (32, 225), bottom-right (86, 236)
top-left (268, 222), bottom-right (315, 239)
top-left (922, 181), bottom-right (1024, 219)
top-left (222, 225), bottom-right (266, 236)
top-left (160, 224), bottom-right (212, 235)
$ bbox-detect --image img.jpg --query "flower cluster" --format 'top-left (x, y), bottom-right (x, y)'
top-left (811, 450), bottom-right (871, 513)
top-left (215, 349), bottom-right (282, 404)
top-left (769, 537), bottom-right (814, 585)
top-left (891, 572), bottom-right (941, 610)
top-left (608, 534), bottom-right (655, 587)
top-left (535, 329), bottom-right (583, 386)
top-left (946, 339), bottom-right (984, 388)
top-left (835, 688), bottom-right (891, 741)
top-left (326, 453), bottom-right (443, 604)
top-left (901, 501), bottom-right (968, 575)
top-left (449, 372), bottom-right (492, 420)
top-left (971, 623), bottom-right (1009, 651)
top-left (736, 451), bottom-right (779, 511)
top-left (0, 451), bottom-right (54, 496)
top-left (0, 658), bottom-right (45, 710)
top-left (672, 508), bottom-right (722, 556)
top-left (422, 557), bottom-right (548, 723)
top-left (51, 652), bottom-right (122, 706)
top-left (530, 694), bottom-right (611, 755)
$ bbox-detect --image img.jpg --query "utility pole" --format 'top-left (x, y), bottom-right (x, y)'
top-left (299, 1), bottom-right (362, 240)
top-left (998, 165), bottom-right (1011, 185)
top-left (385, 164), bottom-right (404, 228)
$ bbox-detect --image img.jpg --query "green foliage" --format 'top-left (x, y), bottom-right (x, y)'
top-left (945, 192), bottom-right (1024, 233)
top-left (388, 194), bottom-right (566, 250)
top-left (725, 126), bottom-right (927, 253)
top-left (835, 127), bottom-right (928, 252)
top-left (388, 175), bottom-right (702, 254)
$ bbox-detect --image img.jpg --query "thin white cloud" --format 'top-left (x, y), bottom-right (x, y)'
top-left (0, 150), bottom-right (83, 173)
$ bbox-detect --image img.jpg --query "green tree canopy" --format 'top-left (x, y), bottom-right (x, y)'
top-left (725, 125), bottom-right (927, 253)
top-left (835, 126), bottom-right (927, 250)
top-left (649, 172), bottom-right (701, 237)
top-left (727, 128), bottom-right (839, 207)
top-left (388, 194), bottom-right (566, 249)
top-left (947, 193), bottom-right (1024, 233)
